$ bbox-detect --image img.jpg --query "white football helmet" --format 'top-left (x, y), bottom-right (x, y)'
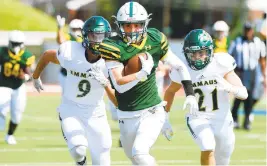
top-left (69, 19), bottom-right (84, 38)
top-left (8, 30), bottom-right (25, 55)
top-left (114, 1), bottom-right (152, 44)
top-left (212, 20), bottom-right (229, 39)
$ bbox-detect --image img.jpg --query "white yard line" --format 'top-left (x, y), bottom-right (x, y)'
top-left (0, 145), bottom-right (264, 153)
top-left (0, 159), bottom-right (266, 166)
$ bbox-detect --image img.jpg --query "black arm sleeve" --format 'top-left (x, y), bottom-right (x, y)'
top-left (181, 80), bottom-right (194, 96)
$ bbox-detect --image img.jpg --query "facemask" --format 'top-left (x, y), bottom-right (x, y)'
top-left (12, 46), bottom-right (21, 55)
top-left (71, 31), bottom-right (82, 38)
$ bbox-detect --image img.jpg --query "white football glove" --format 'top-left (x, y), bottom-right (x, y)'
top-left (161, 112), bottom-right (174, 141)
top-left (33, 77), bottom-right (44, 93)
top-left (88, 66), bottom-right (109, 87)
top-left (183, 95), bottom-right (199, 116)
top-left (56, 15), bottom-right (65, 28)
top-left (139, 52), bottom-right (154, 75)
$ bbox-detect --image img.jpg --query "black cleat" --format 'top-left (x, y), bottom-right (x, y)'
top-left (243, 124), bottom-right (251, 131)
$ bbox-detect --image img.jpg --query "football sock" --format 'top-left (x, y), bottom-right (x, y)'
top-left (7, 121), bottom-right (18, 135)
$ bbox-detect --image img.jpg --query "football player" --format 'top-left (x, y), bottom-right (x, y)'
top-left (164, 29), bottom-right (248, 165)
top-left (0, 30), bottom-right (35, 145)
top-left (56, 15), bottom-right (84, 90)
top-left (95, 2), bottom-right (198, 165)
top-left (212, 20), bottom-right (230, 53)
top-left (32, 16), bottom-right (116, 166)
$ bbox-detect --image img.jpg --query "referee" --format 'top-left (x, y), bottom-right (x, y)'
top-left (228, 22), bottom-right (266, 130)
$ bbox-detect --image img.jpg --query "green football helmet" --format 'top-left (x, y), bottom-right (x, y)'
top-left (183, 29), bottom-right (214, 70)
top-left (82, 16), bottom-right (111, 55)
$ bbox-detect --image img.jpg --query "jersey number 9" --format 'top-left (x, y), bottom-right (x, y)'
top-left (77, 79), bottom-right (91, 97)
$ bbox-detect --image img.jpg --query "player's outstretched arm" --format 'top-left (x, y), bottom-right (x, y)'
top-left (221, 71), bottom-right (248, 100)
top-left (160, 49), bottom-right (196, 97)
top-left (105, 85), bottom-right (118, 107)
top-left (161, 49), bottom-right (191, 81)
top-left (164, 81), bottom-right (182, 112)
top-left (32, 50), bottom-right (60, 93)
top-left (107, 53), bottom-right (153, 86)
top-left (106, 55), bottom-right (153, 93)
top-left (32, 50), bottom-right (59, 79)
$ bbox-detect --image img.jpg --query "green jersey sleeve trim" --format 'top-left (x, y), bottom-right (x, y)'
top-left (160, 32), bottom-right (169, 58)
top-left (99, 40), bottom-right (121, 60)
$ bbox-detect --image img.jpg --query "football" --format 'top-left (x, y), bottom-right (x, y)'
top-left (123, 52), bottom-right (148, 76)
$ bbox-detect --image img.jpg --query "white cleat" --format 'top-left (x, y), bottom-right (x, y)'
top-left (5, 135), bottom-right (17, 145)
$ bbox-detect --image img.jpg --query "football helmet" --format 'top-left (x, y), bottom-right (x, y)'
top-left (82, 16), bottom-right (111, 55)
top-left (69, 19), bottom-right (84, 38)
top-left (183, 29), bottom-right (214, 70)
top-left (8, 30), bottom-right (25, 55)
top-left (212, 20), bottom-right (229, 39)
top-left (114, 1), bottom-right (152, 44)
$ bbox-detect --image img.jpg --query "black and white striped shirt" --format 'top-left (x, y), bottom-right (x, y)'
top-left (228, 36), bottom-right (266, 70)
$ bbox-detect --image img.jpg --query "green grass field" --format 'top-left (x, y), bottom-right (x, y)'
top-left (0, 94), bottom-right (266, 166)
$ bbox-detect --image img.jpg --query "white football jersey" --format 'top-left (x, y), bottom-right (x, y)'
top-left (57, 41), bottom-right (108, 107)
top-left (170, 52), bottom-right (236, 120)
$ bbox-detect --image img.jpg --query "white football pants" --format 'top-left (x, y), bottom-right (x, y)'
top-left (118, 105), bottom-right (166, 165)
top-left (0, 84), bottom-right (26, 131)
top-left (186, 114), bottom-right (235, 166)
top-left (59, 106), bottom-right (112, 165)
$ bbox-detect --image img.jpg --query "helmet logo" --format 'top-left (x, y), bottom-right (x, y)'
top-left (189, 46), bottom-right (200, 50)
top-left (199, 32), bottom-right (212, 43)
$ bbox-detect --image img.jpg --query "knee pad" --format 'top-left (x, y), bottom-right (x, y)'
top-left (133, 154), bottom-right (156, 165)
top-left (10, 111), bottom-right (22, 124)
top-left (215, 147), bottom-right (234, 165)
top-left (215, 142), bottom-right (234, 166)
top-left (70, 145), bottom-right (87, 162)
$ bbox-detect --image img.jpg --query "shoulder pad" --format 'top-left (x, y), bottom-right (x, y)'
top-left (25, 55), bottom-right (35, 66)
top-left (147, 28), bottom-right (161, 43)
top-left (214, 52), bottom-right (236, 69)
top-left (147, 28), bottom-right (169, 56)
top-left (58, 41), bottom-right (73, 60)
top-left (99, 37), bottom-right (121, 61)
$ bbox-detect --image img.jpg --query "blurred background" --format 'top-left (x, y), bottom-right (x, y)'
top-left (0, 0), bottom-right (266, 165)
top-left (0, 0), bottom-right (266, 83)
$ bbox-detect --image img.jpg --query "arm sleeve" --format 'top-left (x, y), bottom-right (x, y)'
top-left (106, 61), bottom-right (139, 93)
top-left (159, 32), bottom-right (169, 59)
top-left (216, 53), bottom-right (237, 75)
top-left (56, 42), bottom-right (71, 68)
top-left (169, 68), bottom-right (182, 84)
top-left (108, 70), bottom-right (139, 93)
top-left (169, 66), bottom-right (194, 96)
top-left (161, 48), bottom-right (191, 80)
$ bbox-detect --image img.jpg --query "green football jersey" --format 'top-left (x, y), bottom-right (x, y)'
top-left (0, 47), bottom-right (35, 89)
top-left (99, 28), bottom-right (169, 111)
